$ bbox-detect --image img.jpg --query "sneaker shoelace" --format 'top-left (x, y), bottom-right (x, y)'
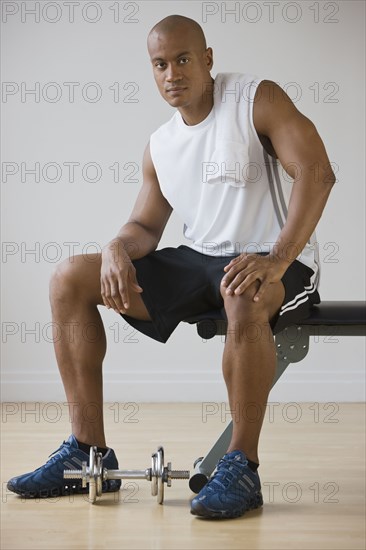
top-left (209, 457), bottom-right (248, 491)
top-left (46, 439), bottom-right (73, 465)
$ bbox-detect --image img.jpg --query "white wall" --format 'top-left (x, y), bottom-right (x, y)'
top-left (1, 0), bottom-right (365, 402)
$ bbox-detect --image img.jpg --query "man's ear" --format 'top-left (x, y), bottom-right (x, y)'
top-left (205, 47), bottom-right (214, 70)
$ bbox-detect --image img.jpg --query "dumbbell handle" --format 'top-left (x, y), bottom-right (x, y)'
top-left (64, 467), bottom-right (149, 482)
top-left (108, 469), bottom-right (149, 480)
top-left (106, 468), bottom-right (190, 480)
top-left (64, 467), bottom-right (190, 481)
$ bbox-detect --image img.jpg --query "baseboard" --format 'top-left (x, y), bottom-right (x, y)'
top-left (1, 370), bottom-right (365, 402)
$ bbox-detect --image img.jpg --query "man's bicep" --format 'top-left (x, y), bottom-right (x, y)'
top-left (254, 81), bottom-right (334, 182)
top-left (270, 111), bottom-right (329, 181)
top-left (127, 142), bottom-right (173, 242)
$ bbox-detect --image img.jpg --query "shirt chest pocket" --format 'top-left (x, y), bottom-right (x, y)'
top-left (203, 140), bottom-right (251, 188)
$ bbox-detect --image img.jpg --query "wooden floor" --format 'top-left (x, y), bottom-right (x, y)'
top-left (1, 402), bottom-right (365, 550)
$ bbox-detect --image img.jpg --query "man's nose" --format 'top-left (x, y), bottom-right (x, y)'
top-left (165, 63), bottom-right (182, 82)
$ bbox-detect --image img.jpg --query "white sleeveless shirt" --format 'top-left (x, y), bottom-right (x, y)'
top-left (150, 72), bottom-right (320, 289)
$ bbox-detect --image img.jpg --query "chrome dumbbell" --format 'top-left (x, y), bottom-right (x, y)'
top-left (64, 445), bottom-right (190, 504)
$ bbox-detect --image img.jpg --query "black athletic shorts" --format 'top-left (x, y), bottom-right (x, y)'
top-left (120, 244), bottom-right (321, 344)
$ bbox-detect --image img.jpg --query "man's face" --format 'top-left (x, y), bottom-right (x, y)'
top-left (148, 30), bottom-right (213, 110)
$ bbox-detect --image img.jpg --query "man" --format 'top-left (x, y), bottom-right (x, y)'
top-left (7, 15), bottom-right (335, 519)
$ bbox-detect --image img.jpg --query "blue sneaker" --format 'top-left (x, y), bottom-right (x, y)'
top-left (7, 434), bottom-right (121, 498)
top-left (190, 450), bottom-right (263, 519)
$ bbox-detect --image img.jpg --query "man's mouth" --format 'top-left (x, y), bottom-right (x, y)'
top-left (166, 87), bottom-right (187, 93)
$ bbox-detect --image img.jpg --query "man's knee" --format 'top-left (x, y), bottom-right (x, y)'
top-left (220, 280), bottom-right (279, 323)
top-left (221, 281), bottom-right (260, 312)
top-left (49, 254), bottom-right (93, 303)
top-left (50, 257), bottom-right (76, 299)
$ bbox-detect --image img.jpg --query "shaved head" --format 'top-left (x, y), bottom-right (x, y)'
top-left (147, 15), bottom-right (214, 125)
top-left (147, 15), bottom-right (207, 52)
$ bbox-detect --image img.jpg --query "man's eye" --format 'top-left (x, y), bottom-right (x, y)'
top-left (179, 58), bottom-right (189, 64)
top-left (155, 62), bottom-right (166, 69)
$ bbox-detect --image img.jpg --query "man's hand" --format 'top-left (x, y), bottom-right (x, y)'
top-left (221, 253), bottom-right (289, 302)
top-left (101, 240), bottom-right (143, 314)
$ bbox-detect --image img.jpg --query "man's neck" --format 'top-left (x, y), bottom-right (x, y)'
top-left (179, 103), bottom-right (212, 126)
top-left (179, 77), bottom-right (215, 126)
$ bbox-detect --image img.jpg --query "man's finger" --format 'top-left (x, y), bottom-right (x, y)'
top-left (222, 269), bottom-right (242, 290)
top-left (253, 279), bottom-right (270, 302)
top-left (118, 278), bottom-right (130, 310)
top-left (103, 281), bottom-right (117, 310)
top-left (223, 258), bottom-right (237, 271)
top-left (109, 283), bottom-right (124, 312)
top-left (225, 253), bottom-right (254, 272)
top-left (132, 283), bottom-right (143, 291)
top-left (223, 252), bottom-right (247, 271)
top-left (100, 279), bottom-right (110, 309)
top-left (222, 261), bottom-right (250, 285)
top-left (130, 277), bottom-right (143, 292)
top-left (232, 272), bottom-right (259, 295)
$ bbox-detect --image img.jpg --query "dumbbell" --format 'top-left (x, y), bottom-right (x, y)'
top-left (63, 445), bottom-right (189, 504)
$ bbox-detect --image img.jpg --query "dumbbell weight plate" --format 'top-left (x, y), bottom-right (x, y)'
top-left (156, 447), bottom-right (164, 505)
top-left (89, 446), bottom-right (97, 504)
top-left (96, 451), bottom-right (103, 497)
top-left (87, 447), bottom-right (103, 504)
top-left (151, 446), bottom-right (165, 504)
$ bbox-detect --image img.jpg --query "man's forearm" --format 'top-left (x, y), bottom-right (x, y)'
top-left (105, 221), bottom-right (159, 261)
top-left (269, 173), bottom-right (336, 267)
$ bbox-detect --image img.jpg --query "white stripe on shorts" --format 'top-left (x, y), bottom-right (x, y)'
top-left (279, 295), bottom-right (310, 316)
top-left (279, 283), bottom-right (316, 316)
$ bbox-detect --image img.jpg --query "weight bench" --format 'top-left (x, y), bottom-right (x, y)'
top-left (183, 301), bottom-right (366, 492)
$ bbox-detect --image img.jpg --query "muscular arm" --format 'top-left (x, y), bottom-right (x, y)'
top-left (100, 143), bottom-right (172, 311)
top-left (222, 81), bottom-right (336, 300)
top-left (107, 142), bottom-right (173, 260)
top-left (254, 80), bottom-right (336, 265)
